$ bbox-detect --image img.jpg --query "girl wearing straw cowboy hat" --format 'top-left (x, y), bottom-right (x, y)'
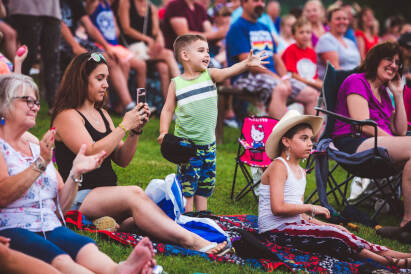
top-left (258, 110), bottom-right (411, 268)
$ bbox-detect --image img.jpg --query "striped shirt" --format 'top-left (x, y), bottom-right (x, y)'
top-left (174, 70), bottom-right (217, 145)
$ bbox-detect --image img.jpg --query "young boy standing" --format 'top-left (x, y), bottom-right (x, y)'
top-left (281, 18), bottom-right (323, 91)
top-left (158, 34), bottom-right (267, 212)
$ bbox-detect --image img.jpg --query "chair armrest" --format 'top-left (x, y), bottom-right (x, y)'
top-left (315, 107), bottom-right (379, 152)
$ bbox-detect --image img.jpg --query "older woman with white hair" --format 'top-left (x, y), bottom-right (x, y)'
top-left (0, 73), bottom-right (155, 274)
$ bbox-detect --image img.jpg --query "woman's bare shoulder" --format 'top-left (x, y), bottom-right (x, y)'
top-left (54, 109), bottom-right (83, 124)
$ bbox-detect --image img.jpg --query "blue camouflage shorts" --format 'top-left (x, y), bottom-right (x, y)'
top-left (177, 142), bottom-right (216, 198)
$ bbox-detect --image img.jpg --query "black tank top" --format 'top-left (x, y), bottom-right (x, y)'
top-left (123, 0), bottom-right (153, 44)
top-left (55, 109), bottom-right (117, 190)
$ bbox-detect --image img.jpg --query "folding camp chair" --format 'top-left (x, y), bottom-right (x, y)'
top-left (231, 116), bottom-right (278, 201)
top-left (304, 63), bottom-right (402, 221)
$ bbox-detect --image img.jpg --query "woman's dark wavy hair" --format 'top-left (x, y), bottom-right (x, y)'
top-left (358, 41), bottom-right (404, 81)
top-left (51, 52), bottom-right (108, 125)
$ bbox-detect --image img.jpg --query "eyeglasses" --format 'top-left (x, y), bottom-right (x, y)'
top-left (88, 52), bottom-right (106, 63)
top-left (383, 57), bottom-right (402, 68)
top-left (13, 96), bottom-right (40, 108)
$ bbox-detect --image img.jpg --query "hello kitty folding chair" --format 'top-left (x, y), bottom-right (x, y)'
top-left (231, 116), bottom-right (278, 201)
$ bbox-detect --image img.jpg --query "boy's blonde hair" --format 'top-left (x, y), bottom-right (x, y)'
top-left (292, 17), bottom-right (311, 35)
top-left (173, 34), bottom-right (207, 63)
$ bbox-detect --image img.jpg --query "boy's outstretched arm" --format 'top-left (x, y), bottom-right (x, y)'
top-left (209, 50), bottom-right (269, 83)
top-left (158, 81), bottom-right (177, 144)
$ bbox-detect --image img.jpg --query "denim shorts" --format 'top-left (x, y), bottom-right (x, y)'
top-left (70, 189), bottom-right (92, 211)
top-left (0, 226), bottom-right (96, 263)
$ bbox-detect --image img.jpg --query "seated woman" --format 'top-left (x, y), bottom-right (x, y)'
top-left (116, 0), bottom-right (180, 99)
top-left (315, 7), bottom-right (361, 80)
top-left (0, 73), bottom-right (155, 273)
top-left (331, 42), bottom-right (411, 234)
top-left (259, 110), bottom-right (411, 268)
top-left (51, 52), bottom-right (228, 254)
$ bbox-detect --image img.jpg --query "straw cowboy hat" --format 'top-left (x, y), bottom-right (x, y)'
top-left (265, 110), bottom-right (323, 159)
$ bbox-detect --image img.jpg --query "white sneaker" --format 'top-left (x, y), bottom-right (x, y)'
top-left (224, 118), bottom-right (239, 128)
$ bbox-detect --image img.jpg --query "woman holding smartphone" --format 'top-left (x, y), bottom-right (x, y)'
top-left (51, 52), bottom-right (228, 255)
top-left (331, 42), bottom-right (411, 233)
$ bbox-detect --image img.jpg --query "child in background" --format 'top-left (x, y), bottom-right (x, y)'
top-left (281, 18), bottom-right (322, 91)
top-left (259, 110), bottom-right (411, 268)
top-left (276, 14), bottom-right (296, 55)
top-left (158, 34), bottom-right (268, 213)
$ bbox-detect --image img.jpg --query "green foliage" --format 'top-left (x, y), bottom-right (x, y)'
top-left (32, 106), bottom-right (411, 273)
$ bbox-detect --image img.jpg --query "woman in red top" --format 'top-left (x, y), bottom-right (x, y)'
top-left (355, 7), bottom-right (379, 60)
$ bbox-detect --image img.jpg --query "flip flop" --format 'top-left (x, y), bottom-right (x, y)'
top-left (199, 242), bottom-right (233, 256)
top-left (199, 242), bottom-right (217, 253)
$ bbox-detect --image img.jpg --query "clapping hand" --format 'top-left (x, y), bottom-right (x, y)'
top-left (71, 144), bottom-right (106, 178)
top-left (39, 128), bottom-right (56, 164)
top-left (245, 49), bottom-right (270, 69)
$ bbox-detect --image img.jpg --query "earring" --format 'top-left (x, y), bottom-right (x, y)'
top-left (0, 117), bottom-right (5, 126)
top-left (286, 148), bottom-right (290, 161)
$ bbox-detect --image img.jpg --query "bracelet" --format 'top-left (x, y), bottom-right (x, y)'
top-left (69, 169), bottom-right (83, 187)
top-left (130, 129), bottom-right (143, 136)
top-left (311, 205), bottom-right (316, 218)
top-left (118, 123), bottom-right (128, 134)
top-left (31, 156), bottom-right (47, 173)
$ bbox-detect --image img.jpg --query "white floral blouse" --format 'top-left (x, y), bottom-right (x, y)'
top-left (0, 138), bottom-right (62, 232)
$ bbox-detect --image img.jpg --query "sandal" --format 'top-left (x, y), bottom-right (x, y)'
top-left (383, 256), bottom-right (411, 269)
top-left (199, 241), bottom-right (233, 256)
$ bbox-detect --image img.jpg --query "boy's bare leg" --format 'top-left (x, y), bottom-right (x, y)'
top-left (194, 195), bottom-right (207, 211)
top-left (185, 196), bottom-right (194, 212)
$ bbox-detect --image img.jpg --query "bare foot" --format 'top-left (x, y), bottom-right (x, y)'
top-left (141, 261), bottom-right (154, 274)
top-left (139, 237), bottom-right (155, 257)
top-left (117, 238), bottom-right (154, 274)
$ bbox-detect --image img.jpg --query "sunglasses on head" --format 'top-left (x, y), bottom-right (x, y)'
top-left (88, 52), bottom-right (106, 63)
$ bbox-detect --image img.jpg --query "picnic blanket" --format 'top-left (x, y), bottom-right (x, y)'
top-left (65, 210), bottom-right (394, 273)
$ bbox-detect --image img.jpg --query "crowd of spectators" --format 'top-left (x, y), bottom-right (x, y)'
top-left (0, 0), bottom-right (409, 122)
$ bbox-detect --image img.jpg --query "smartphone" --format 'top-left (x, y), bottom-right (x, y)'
top-left (136, 88), bottom-right (146, 107)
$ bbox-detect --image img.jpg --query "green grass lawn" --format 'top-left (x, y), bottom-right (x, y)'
top-left (31, 103), bottom-right (411, 273)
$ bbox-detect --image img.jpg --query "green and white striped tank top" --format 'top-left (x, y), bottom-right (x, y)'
top-left (173, 70), bottom-right (217, 145)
